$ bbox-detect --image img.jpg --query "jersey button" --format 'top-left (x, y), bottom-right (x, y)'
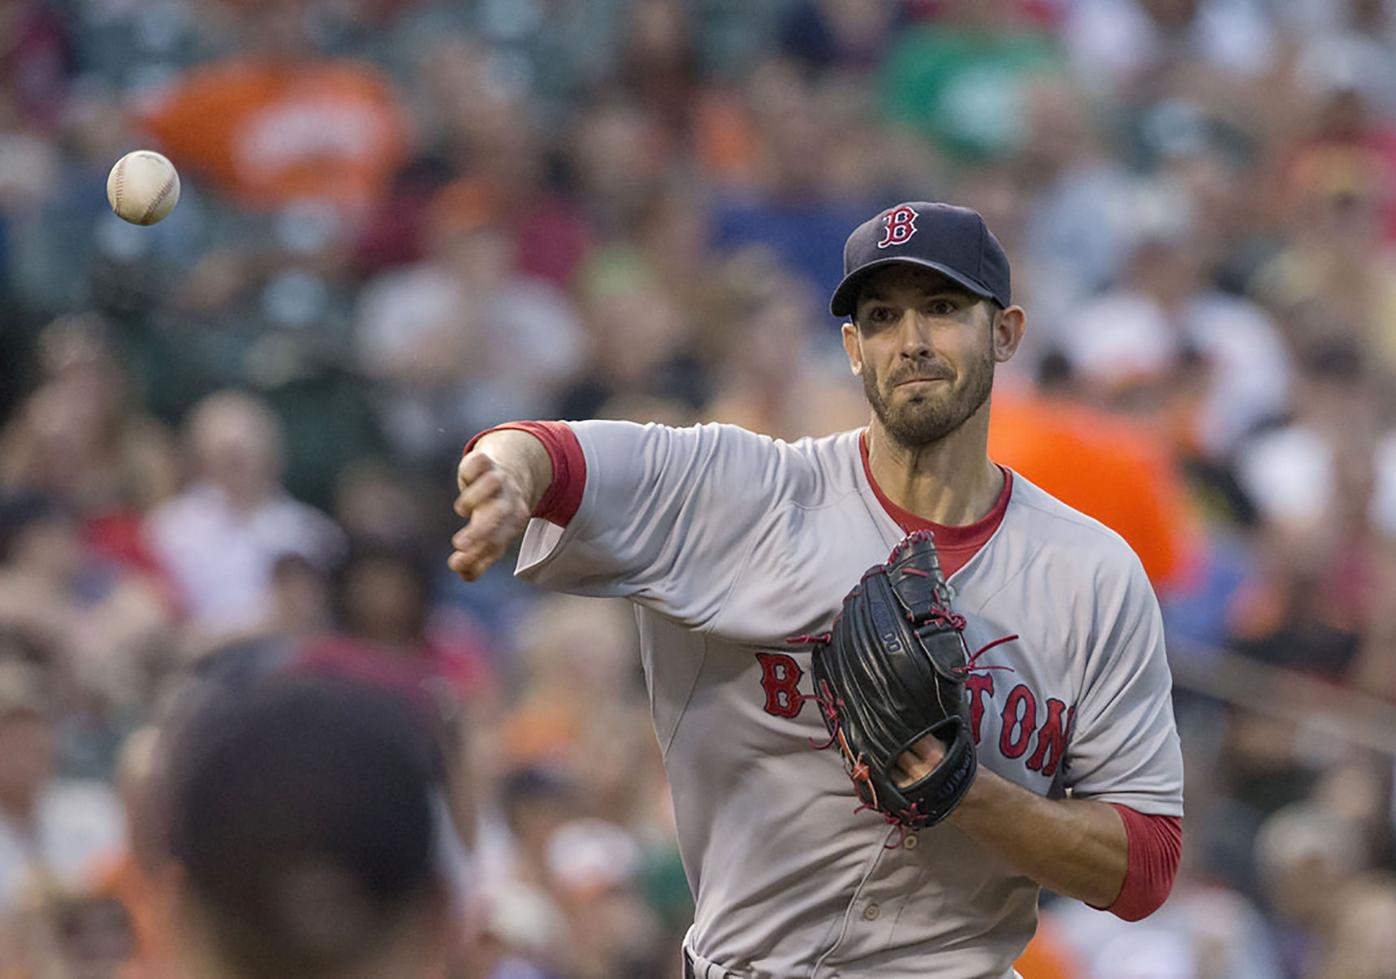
top-left (862, 902), bottom-right (880, 921)
top-left (903, 834), bottom-right (919, 850)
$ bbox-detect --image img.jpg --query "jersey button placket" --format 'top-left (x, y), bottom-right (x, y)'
top-left (813, 832), bottom-right (912, 977)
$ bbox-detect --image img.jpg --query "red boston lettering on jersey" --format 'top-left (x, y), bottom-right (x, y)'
top-left (964, 673), bottom-right (995, 744)
top-left (756, 652), bottom-right (806, 718)
top-left (1026, 698), bottom-right (1073, 777)
top-left (998, 684), bottom-right (1037, 759)
top-left (877, 205), bottom-right (919, 249)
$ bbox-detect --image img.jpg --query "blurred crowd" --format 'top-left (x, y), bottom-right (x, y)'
top-left (3, 0), bottom-right (1396, 976)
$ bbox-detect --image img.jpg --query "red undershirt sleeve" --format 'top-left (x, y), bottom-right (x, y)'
top-left (464, 421), bottom-right (587, 527)
top-left (1102, 805), bottom-right (1182, 921)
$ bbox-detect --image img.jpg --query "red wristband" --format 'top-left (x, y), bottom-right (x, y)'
top-left (464, 421), bottom-right (586, 527)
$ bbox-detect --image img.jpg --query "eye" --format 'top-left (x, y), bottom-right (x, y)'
top-left (868, 306), bottom-right (896, 325)
top-left (926, 298), bottom-right (958, 316)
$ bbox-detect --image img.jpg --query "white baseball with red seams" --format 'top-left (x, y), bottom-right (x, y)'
top-left (106, 150), bottom-right (181, 225)
top-left (511, 420), bottom-right (1184, 979)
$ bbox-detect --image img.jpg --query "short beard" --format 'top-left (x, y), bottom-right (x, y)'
top-left (862, 349), bottom-right (994, 449)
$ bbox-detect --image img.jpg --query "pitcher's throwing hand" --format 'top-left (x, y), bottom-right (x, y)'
top-left (449, 442), bottom-right (535, 582)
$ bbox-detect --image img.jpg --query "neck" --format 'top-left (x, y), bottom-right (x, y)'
top-left (865, 405), bottom-right (1002, 526)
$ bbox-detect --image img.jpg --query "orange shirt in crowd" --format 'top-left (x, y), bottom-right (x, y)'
top-left (141, 57), bottom-right (411, 218)
top-left (989, 388), bottom-right (1202, 594)
top-left (1013, 918), bottom-right (1083, 979)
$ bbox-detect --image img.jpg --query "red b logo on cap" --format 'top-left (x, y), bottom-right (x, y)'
top-left (877, 205), bottom-right (918, 249)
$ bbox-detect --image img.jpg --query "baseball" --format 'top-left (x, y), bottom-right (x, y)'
top-left (106, 150), bottom-right (181, 225)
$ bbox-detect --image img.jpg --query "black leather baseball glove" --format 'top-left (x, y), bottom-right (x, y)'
top-left (804, 530), bottom-right (983, 832)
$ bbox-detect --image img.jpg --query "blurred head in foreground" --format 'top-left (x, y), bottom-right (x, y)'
top-left (163, 676), bottom-right (452, 979)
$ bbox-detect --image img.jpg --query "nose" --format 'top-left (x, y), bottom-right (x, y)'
top-left (896, 309), bottom-right (933, 359)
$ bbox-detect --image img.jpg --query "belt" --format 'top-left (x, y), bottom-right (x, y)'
top-left (683, 946), bottom-right (733, 979)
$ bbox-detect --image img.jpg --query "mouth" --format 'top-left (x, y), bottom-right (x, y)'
top-left (895, 376), bottom-right (949, 389)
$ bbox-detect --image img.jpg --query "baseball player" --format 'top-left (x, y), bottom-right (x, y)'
top-left (450, 202), bottom-right (1184, 978)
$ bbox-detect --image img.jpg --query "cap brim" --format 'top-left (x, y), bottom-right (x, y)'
top-left (829, 258), bottom-right (996, 318)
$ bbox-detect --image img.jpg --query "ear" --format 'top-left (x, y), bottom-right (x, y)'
top-left (991, 305), bottom-right (1027, 364)
top-left (841, 322), bottom-right (862, 375)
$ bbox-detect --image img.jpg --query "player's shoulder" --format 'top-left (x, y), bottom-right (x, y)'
top-left (1005, 472), bottom-right (1151, 586)
top-left (709, 422), bottom-right (863, 503)
top-left (567, 419), bottom-right (860, 501)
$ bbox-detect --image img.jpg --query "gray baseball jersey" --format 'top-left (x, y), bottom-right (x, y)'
top-left (513, 421), bottom-right (1184, 979)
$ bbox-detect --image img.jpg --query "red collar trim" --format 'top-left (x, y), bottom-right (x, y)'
top-left (858, 430), bottom-right (1013, 548)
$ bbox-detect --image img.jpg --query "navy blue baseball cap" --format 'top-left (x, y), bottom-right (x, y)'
top-left (829, 202), bottom-right (1012, 318)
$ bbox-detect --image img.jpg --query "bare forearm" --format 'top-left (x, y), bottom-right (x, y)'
top-left (950, 769), bottom-right (1127, 908)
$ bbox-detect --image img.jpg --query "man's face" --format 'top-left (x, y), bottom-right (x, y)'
top-left (843, 267), bottom-right (998, 448)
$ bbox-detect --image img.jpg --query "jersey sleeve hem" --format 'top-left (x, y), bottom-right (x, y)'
top-left (511, 425), bottom-right (601, 586)
top-left (1097, 806), bottom-right (1182, 921)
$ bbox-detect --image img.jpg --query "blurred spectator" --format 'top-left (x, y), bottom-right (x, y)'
top-left (0, 662), bottom-right (125, 916)
top-left (777, 0), bottom-right (901, 76)
top-left (568, 99), bottom-right (673, 236)
top-left (494, 596), bottom-right (640, 778)
top-left (1292, 0), bottom-right (1396, 132)
top-left (1254, 803), bottom-right (1370, 976)
top-left (1063, 0), bottom-right (1278, 91)
top-left (143, 390), bottom-right (343, 641)
top-left (333, 459), bottom-right (434, 546)
top-left (1011, 917), bottom-right (1082, 979)
top-left (561, 247), bottom-right (704, 418)
top-left (0, 494), bottom-right (171, 717)
top-left (545, 818), bottom-right (662, 979)
top-left (0, 1), bottom-right (72, 131)
top-left (0, 315), bottom-right (179, 519)
top-left (298, 538), bottom-right (493, 878)
top-left (703, 264), bottom-right (865, 441)
top-left (1066, 191), bottom-right (1292, 460)
top-left (988, 366), bottom-right (1202, 594)
top-left (1253, 141), bottom-right (1396, 377)
top-left (303, 539), bottom-right (492, 705)
top-left (614, 0), bottom-right (700, 137)
top-left (353, 186), bottom-right (587, 462)
top-left (1229, 342), bottom-right (1387, 679)
top-left (1355, 539), bottom-right (1396, 700)
top-left (1310, 872), bottom-right (1396, 979)
top-left (878, 0), bottom-right (1065, 163)
top-left (1046, 877), bottom-right (1285, 978)
top-left (1013, 77), bottom-right (1139, 332)
top-left (468, 881), bottom-right (568, 979)
top-left (466, 767), bottom-right (577, 977)
top-left (162, 675), bottom-right (455, 979)
top-left (711, 64), bottom-right (881, 305)
top-left (138, 2), bottom-right (411, 223)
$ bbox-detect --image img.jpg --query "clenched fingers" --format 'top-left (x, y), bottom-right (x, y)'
top-left (893, 735), bottom-right (946, 787)
top-left (454, 469), bottom-right (505, 518)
